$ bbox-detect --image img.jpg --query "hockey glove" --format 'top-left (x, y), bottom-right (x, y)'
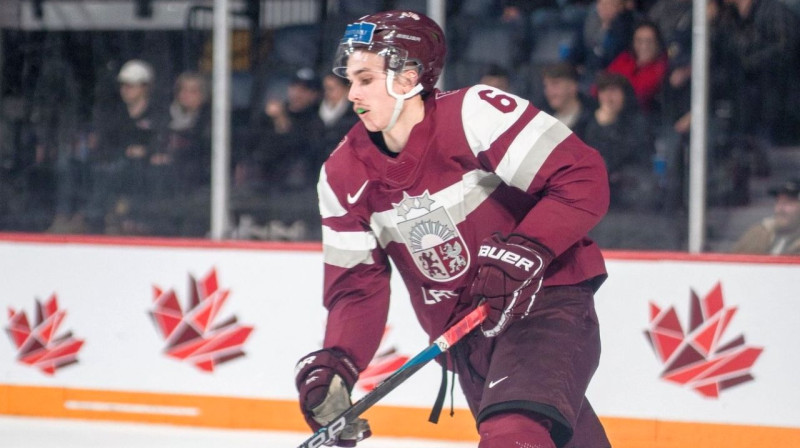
top-left (295, 348), bottom-right (371, 447)
top-left (469, 233), bottom-right (554, 337)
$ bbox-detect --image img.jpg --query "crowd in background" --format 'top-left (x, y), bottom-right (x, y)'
top-left (42, 60), bottom-right (213, 236)
top-left (0, 0), bottom-right (798, 252)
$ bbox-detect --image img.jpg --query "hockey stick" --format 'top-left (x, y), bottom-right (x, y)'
top-left (297, 303), bottom-right (489, 448)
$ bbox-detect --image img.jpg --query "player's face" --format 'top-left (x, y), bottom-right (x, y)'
top-left (344, 50), bottom-right (403, 132)
top-left (774, 195), bottom-right (800, 233)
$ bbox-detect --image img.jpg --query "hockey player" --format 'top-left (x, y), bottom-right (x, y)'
top-left (294, 10), bottom-right (611, 448)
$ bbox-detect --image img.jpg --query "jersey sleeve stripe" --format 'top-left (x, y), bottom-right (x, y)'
top-left (322, 225), bottom-right (377, 267)
top-left (318, 166), bottom-right (348, 219)
top-left (499, 112), bottom-right (572, 191)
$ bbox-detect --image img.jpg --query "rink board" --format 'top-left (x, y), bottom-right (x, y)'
top-left (1, 233), bottom-right (799, 447)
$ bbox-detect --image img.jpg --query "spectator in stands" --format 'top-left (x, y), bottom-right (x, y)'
top-left (319, 73), bottom-right (358, 157)
top-left (84, 59), bottom-right (167, 234)
top-left (567, 0), bottom-right (637, 90)
top-left (539, 62), bottom-right (596, 138)
top-left (648, 0), bottom-right (692, 65)
top-left (646, 0), bottom-right (695, 211)
top-left (606, 20), bottom-right (668, 114)
top-left (231, 67), bottom-right (326, 241)
top-left (36, 43), bottom-right (86, 234)
top-left (732, 178), bottom-right (800, 255)
top-left (648, 0), bottom-right (693, 133)
top-left (142, 71), bottom-right (212, 236)
top-left (583, 72), bottom-right (655, 210)
top-left (151, 71), bottom-right (211, 196)
top-left (235, 67), bottom-right (325, 192)
top-left (711, 0), bottom-right (800, 149)
top-left (479, 63), bottom-right (513, 92)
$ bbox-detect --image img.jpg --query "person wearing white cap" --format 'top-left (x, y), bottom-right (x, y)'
top-left (117, 59), bottom-right (154, 85)
top-left (83, 59), bottom-right (166, 234)
top-left (115, 59), bottom-right (156, 160)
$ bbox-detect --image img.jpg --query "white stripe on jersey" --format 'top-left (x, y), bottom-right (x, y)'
top-left (500, 113), bottom-right (572, 191)
top-left (322, 226), bottom-right (377, 267)
top-left (461, 85), bottom-right (530, 157)
top-left (318, 166), bottom-right (347, 219)
top-left (319, 166), bottom-right (378, 267)
top-left (370, 169), bottom-right (502, 248)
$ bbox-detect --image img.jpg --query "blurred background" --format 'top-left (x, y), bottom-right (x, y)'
top-left (0, 0), bottom-right (798, 253)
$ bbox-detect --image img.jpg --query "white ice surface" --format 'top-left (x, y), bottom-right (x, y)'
top-left (0, 416), bottom-right (476, 448)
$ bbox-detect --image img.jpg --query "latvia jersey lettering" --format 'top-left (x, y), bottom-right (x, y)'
top-left (318, 85), bottom-right (609, 369)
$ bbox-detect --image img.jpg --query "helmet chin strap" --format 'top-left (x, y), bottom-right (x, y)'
top-left (383, 70), bottom-right (423, 132)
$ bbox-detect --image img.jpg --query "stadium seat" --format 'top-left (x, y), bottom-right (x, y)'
top-left (529, 8), bottom-right (581, 66)
top-left (445, 19), bottom-right (525, 91)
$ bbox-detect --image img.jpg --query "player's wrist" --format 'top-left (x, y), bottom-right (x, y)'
top-left (504, 234), bottom-right (555, 267)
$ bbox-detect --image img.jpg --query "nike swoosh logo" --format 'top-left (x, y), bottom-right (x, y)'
top-left (347, 180), bottom-right (369, 204)
top-left (488, 376), bottom-right (509, 388)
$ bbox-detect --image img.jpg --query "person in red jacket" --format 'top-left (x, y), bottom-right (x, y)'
top-left (293, 10), bottom-right (611, 448)
top-left (606, 20), bottom-right (668, 113)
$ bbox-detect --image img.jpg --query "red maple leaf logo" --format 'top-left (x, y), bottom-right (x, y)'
top-left (644, 282), bottom-right (763, 398)
top-left (148, 269), bottom-right (254, 372)
top-left (357, 326), bottom-right (410, 392)
top-left (5, 294), bottom-right (85, 375)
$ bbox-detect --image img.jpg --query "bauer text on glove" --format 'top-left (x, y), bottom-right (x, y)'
top-left (469, 233), bottom-right (554, 337)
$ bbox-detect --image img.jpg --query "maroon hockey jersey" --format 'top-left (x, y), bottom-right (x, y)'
top-left (318, 86), bottom-right (609, 370)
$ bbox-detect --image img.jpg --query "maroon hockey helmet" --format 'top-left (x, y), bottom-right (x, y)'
top-left (332, 10), bottom-right (447, 92)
